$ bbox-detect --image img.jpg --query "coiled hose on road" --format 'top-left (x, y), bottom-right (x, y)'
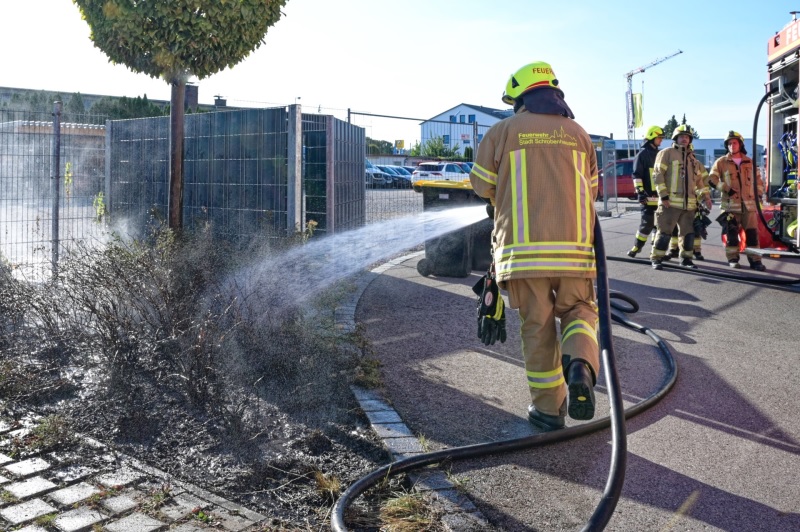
top-left (331, 218), bottom-right (679, 532)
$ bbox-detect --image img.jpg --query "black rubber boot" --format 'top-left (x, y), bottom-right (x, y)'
top-left (651, 259), bottom-right (663, 270)
top-left (694, 252), bottom-right (705, 261)
top-left (627, 238), bottom-right (643, 258)
top-left (528, 405), bottom-right (565, 431)
top-left (749, 260), bottom-right (766, 272)
top-left (566, 360), bottom-right (596, 421)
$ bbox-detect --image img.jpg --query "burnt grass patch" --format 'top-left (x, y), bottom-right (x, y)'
top-left (0, 226), bottom-right (406, 530)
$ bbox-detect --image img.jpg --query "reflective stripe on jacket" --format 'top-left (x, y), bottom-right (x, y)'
top-left (708, 153), bottom-right (763, 213)
top-left (469, 109), bottom-right (598, 282)
top-left (653, 143), bottom-right (709, 210)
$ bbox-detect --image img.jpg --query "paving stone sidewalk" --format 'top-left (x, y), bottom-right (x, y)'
top-left (0, 419), bottom-right (267, 531)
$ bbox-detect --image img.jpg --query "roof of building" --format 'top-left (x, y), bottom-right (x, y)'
top-left (429, 103), bottom-right (513, 122)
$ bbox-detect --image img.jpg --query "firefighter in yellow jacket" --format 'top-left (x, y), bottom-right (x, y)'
top-left (650, 125), bottom-right (712, 270)
top-left (469, 61), bottom-right (599, 432)
top-left (667, 143), bottom-right (710, 260)
top-left (708, 131), bottom-right (766, 271)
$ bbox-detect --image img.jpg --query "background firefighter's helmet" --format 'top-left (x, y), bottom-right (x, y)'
top-left (725, 130), bottom-right (747, 154)
top-left (645, 125), bottom-right (665, 141)
top-left (501, 61), bottom-right (560, 105)
top-left (671, 124), bottom-right (694, 140)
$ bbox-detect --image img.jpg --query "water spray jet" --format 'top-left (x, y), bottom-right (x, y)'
top-left (223, 205), bottom-right (487, 321)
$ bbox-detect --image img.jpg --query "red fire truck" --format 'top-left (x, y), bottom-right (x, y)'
top-left (757, 11), bottom-right (800, 255)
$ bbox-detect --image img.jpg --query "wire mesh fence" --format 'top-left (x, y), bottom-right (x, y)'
top-left (2, 104), bottom-right (371, 279)
top-left (109, 108), bottom-right (296, 240)
top-left (0, 106), bottom-right (107, 280)
top-left (108, 107), bottom-right (366, 242)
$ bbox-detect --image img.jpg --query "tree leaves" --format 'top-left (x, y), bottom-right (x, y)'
top-left (72, 0), bottom-right (288, 82)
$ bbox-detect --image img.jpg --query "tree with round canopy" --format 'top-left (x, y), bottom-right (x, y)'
top-left (73, 0), bottom-right (288, 229)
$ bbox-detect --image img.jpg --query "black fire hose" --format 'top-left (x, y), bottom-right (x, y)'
top-left (586, 213), bottom-right (626, 529)
top-left (606, 255), bottom-right (800, 286)
top-left (331, 217), bottom-right (678, 532)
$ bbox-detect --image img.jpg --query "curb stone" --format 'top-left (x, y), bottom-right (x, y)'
top-left (337, 251), bottom-right (496, 531)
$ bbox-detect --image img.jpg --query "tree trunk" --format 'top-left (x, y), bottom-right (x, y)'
top-left (168, 81), bottom-right (186, 230)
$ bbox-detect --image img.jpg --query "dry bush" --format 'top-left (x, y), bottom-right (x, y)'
top-left (0, 222), bottom-right (362, 434)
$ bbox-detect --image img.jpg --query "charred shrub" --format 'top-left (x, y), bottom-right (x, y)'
top-left (0, 257), bottom-right (78, 405)
top-left (53, 226), bottom-right (239, 407)
top-left (2, 221), bottom-right (364, 436)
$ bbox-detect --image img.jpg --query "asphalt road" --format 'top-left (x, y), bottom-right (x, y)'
top-left (355, 207), bottom-right (800, 531)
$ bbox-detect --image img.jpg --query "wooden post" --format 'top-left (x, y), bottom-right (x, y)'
top-left (168, 81), bottom-right (186, 230)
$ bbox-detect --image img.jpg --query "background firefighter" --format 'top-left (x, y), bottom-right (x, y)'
top-left (649, 125), bottom-right (712, 270)
top-left (668, 143), bottom-right (710, 260)
top-left (627, 125), bottom-right (665, 258)
top-left (708, 131), bottom-right (767, 271)
top-left (469, 61), bottom-right (599, 432)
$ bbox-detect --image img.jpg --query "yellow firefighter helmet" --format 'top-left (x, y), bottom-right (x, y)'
top-left (725, 130), bottom-right (747, 154)
top-left (671, 125), bottom-right (694, 140)
top-left (501, 61), bottom-right (560, 106)
top-left (645, 126), bottom-right (665, 141)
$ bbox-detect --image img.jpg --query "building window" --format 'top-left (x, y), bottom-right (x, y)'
top-left (459, 115), bottom-right (466, 123)
top-left (450, 115), bottom-right (457, 123)
top-left (468, 114), bottom-right (476, 123)
top-left (443, 134), bottom-right (450, 145)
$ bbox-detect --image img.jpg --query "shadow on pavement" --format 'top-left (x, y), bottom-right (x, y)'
top-left (357, 256), bottom-right (800, 530)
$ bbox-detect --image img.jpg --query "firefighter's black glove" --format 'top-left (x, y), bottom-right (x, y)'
top-left (725, 212), bottom-right (739, 231)
top-left (693, 212), bottom-right (712, 240)
top-left (637, 190), bottom-right (649, 205)
top-left (472, 272), bottom-right (506, 346)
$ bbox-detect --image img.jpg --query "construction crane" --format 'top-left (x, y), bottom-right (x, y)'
top-left (625, 50), bottom-right (683, 156)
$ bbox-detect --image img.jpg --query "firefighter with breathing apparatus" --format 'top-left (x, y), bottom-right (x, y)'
top-left (708, 131), bottom-right (767, 271)
top-left (469, 61), bottom-right (600, 432)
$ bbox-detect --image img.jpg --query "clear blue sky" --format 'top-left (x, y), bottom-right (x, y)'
top-left (3, 1), bottom-right (798, 146)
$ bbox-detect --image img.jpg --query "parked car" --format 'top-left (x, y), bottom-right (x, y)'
top-left (377, 165), bottom-right (405, 188)
top-left (366, 160), bottom-right (391, 187)
top-left (403, 166), bottom-right (418, 175)
top-left (597, 158), bottom-right (636, 199)
top-left (457, 161), bottom-right (474, 173)
top-left (383, 165), bottom-right (414, 188)
top-left (411, 162), bottom-right (470, 182)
